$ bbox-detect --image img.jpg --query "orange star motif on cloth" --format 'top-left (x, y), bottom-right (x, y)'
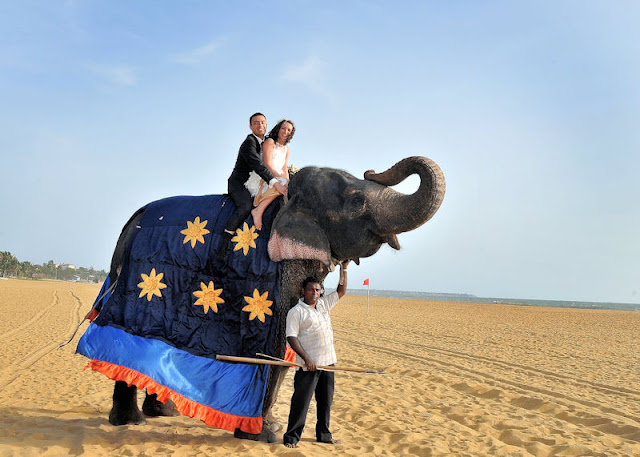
top-left (232, 222), bottom-right (259, 256)
top-left (180, 216), bottom-right (210, 248)
top-left (137, 268), bottom-right (167, 301)
top-left (193, 281), bottom-right (224, 314)
top-left (242, 289), bottom-right (273, 323)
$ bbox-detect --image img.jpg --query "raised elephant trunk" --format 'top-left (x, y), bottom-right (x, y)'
top-left (364, 156), bottom-right (445, 236)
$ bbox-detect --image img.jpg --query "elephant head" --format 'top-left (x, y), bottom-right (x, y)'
top-left (268, 156), bottom-right (445, 265)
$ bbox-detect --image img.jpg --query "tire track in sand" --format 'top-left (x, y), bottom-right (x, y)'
top-left (337, 333), bottom-right (640, 445)
top-left (370, 328), bottom-right (640, 401)
top-left (0, 291), bottom-right (60, 344)
top-left (337, 324), bottom-right (640, 399)
top-left (0, 289), bottom-right (87, 393)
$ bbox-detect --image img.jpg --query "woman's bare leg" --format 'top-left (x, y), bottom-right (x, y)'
top-left (251, 196), bottom-right (277, 230)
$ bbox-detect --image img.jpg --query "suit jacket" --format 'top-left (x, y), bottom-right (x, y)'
top-left (228, 134), bottom-right (275, 189)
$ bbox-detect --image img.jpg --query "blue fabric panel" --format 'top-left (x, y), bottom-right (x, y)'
top-left (77, 322), bottom-right (267, 417)
top-left (77, 194), bottom-right (284, 423)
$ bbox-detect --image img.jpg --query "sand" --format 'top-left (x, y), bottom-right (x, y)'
top-left (1, 278), bottom-right (639, 456)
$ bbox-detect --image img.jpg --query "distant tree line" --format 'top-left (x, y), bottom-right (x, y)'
top-left (0, 251), bottom-right (107, 283)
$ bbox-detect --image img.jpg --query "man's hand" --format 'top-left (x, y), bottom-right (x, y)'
top-left (274, 182), bottom-right (287, 196)
top-left (337, 260), bottom-right (351, 297)
top-left (287, 335), bottom-right (315, 370)
top-left (303, 358), bottom-right (317, 371)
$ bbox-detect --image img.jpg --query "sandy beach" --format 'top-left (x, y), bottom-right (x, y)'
top-left (1, 279), bottom-right (639, 456)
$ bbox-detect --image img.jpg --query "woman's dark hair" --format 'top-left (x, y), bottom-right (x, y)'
top-left (266, 119), bottom-right (295, 145)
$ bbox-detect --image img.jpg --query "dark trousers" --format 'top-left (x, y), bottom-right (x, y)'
top-left (225, 179), bottom-right (253, 232)
top-left (283, 368), bottom-right (335, 445)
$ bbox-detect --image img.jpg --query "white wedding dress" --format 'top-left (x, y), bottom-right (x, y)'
top-left (244, 142), bottom-right (288, 197)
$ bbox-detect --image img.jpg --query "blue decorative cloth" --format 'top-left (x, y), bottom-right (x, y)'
top-left (77, 195), bottom-right (282, 432)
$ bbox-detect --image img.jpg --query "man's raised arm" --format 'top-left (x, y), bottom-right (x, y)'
top-left (336, 260), bottom-right (351, 298)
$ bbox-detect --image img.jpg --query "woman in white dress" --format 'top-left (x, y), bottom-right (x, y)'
top-left (244, 119), bottom-right (295, 230)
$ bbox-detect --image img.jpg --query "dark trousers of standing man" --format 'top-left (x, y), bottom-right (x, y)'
top-left (283, 368), bottom-right (335, 445)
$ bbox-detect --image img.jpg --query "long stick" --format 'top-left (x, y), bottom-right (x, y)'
top-left (262, 353), bottom-right (383, 374)
top-left (255, 352), bottom-right (333, 370)
top-left (256, 352), bottom-right (296, 364)
top-left (217, 354), bottom-right (384, 374)
top-left (216, 355), bottom-right (298, 368)
top-left (217, 354), bottom-right (331, 372)
top-left (258, 353), bottom-right (335, 372)
top-left (255, 353), bottom-right (342, 373)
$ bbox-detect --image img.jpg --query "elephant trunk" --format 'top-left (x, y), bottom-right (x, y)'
top-left (364, 156), bottom-right (445, 235)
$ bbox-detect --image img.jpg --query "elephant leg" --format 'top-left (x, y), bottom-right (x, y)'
top-left (233, 424), bottom-right (277, 443)
top-left (233, 366), bottom-right (285, 443)
top-left (142, 392), bottom-right (179, 417)
top-left (109, 381), bottom-right (146, 425)
top-left (264, 366), bottom-right (287, 432)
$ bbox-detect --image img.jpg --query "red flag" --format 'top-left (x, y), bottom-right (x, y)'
top-left (363, 278), bottom-right (369, 286)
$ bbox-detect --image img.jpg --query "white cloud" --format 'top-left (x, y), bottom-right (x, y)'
top-left (89, 64), bottom-right (137, 86)
top-left (171, 38), bottom-right (226, 64)
top-left (281, 56), bottom-right (337, 105)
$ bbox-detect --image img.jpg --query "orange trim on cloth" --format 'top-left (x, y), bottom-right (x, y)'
top-left (284, 344), bottom-right (296, 363)
top-left (85, 360), bottom-right (262, 434)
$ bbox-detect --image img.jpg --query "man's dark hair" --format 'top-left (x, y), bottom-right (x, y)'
top-left (302, 276), bottom-right (322, 289)
top-left (249, 112), bottom-right (265, 123)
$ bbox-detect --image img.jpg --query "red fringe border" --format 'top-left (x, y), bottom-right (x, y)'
top-left (86, 360), bottom-right (262, 434)
top-left (284, 344), bottom-right (296, 363)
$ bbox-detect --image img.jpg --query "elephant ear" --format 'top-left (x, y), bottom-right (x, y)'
top-left (268, 204), bottom-right (332, 266)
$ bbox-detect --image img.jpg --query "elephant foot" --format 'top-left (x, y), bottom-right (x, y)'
top-left (142, 393), bottom-right (179, 417)
top-left (109, 381), bottom-right (146, 426)
top-left (265, 412), bottom-right (282, 433)
top-left (233, 424), bottom-right (277, 443)
top-left (109, 405), bottom-right (146, 426)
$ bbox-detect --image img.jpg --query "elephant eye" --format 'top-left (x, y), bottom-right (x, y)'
top-left (345, 192), bottom-right (366, 213)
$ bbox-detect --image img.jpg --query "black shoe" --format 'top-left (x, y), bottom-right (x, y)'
top-left (216, 231), bottom-right (233, 264)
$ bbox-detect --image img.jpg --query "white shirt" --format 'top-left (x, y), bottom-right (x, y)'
top-left (286, 291), bottom-right (339, 367)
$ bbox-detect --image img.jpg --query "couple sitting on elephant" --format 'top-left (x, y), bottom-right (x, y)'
top-left (218, 113), bottom-right (295, 263)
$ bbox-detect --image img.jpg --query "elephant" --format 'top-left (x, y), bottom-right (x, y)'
top-left (77, 155), bottom-right (445, 443)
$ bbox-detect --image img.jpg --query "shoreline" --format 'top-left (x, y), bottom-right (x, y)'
top-left (347, 288), bottom-right (640, 311)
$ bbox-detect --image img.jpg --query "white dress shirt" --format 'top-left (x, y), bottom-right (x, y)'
top-left (286, 291), bottom-right (339, 367)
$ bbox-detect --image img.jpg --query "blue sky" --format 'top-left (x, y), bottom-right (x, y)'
top-left (1, 1), bottom-right (639, 303)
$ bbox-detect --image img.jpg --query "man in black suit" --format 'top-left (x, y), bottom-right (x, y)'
top-left (217, 113), bottom-right (287, 260)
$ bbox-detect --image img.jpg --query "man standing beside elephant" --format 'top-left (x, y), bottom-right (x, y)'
top-left (283, 261), bottom-right (350, 448)
top-left (217, 112), bottom-right (287, 260)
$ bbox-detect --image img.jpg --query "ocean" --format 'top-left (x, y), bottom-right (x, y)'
top-left (346, 289), bottom-right (640, 312)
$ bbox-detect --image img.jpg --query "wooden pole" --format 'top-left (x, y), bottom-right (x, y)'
top-left (216, 355), bottom-right (297, 368)
top-left (256, 352), bottom-right (295, 364)
top-left (216, 354), bottom-right (384, 374)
